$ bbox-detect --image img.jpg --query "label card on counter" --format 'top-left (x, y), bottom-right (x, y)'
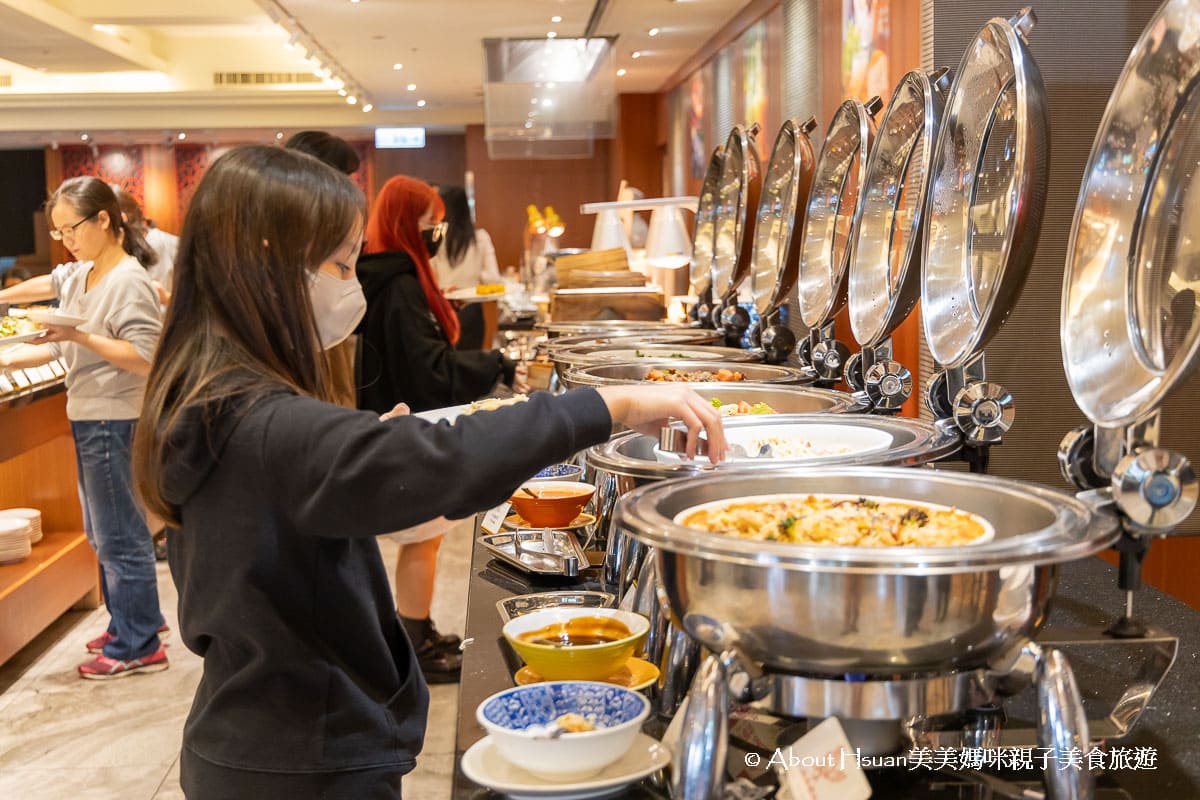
top-left (11, 370), bottom-right (30, 389)
top-left (773, 718), bottom-right (871, 800)
top-left (480, 503), bottom-right (511, 535)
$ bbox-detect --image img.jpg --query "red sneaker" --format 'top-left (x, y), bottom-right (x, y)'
top-left (78, 646), bottom-right (169, 680)
top-left (86, 624), bottom-right (171, 654)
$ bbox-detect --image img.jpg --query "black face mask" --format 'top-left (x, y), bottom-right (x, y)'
top-left (422, 229), bottom-right (441, 258)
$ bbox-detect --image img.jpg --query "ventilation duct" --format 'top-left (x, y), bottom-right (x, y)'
top-left (483, 37), bottom-right (617, 160)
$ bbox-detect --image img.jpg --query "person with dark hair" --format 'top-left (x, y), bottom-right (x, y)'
top-left (285, 131), bottom-right (362, 410)
top-left (285, 130), bottom-right (361, 175)
top-left (356, 175), bottom-right (531, 682)
top-left (0, 176), bottom-right (166, 679)
top-left (1, 266), bottom-right (31, 289)
top-left (112, 185), bottom-right (179, 298)
top-left (432, 185), bottom-right (501, 350)
top-left (131, 144), bottom-right (723, 797)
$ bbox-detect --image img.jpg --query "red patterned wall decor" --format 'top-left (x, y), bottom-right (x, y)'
top-left (173, 145), bottom-right (234, 226)
top-left (59, 146), bottom-right (146, 205)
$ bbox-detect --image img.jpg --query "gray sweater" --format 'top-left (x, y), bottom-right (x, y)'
top-left (50, 258), bottom-right (162, 421)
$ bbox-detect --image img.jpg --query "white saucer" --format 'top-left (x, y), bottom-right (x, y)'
top-left (460, 733), bottom-right (669, 799)
top-left (26, 310), bottom-right (87, 327)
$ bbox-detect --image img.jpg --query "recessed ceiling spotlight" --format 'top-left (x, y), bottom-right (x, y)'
top-left (275, 131), bottom-right (284, 140)
top-left (338, 88), bottom-right (348, 96)
top-left (631, 50), bottom-right (642, 59)
top-left (547, 31), bottom-right (557, 39)
top-left (417, 99), bottom-right (427, 107)
top-left (178, 132), bottom-right (187, 141)
top-left (362, 103), bottom-right (374, 112)
top-left (80, 133), bottom-right (89, 141)
top-left (393, 63), bottom-right (403, 70)
top-left (648, 27), bottom-right (660, 37)
top-left (541, 98), bottom-right (553, 107)
top-left (617, 68), bottom-right (627, 76)
top-left (551, 15), bottom-right (562, 23)
top-left (407, 83), bottom-right (417, 91)
top-left (346, 95), bottom-right (358, 105)
top-left (284, 32), bottom-right (299, 50)
top-left (531, 98), bottom-right (539, 104)
top-left (546, 81), bottom-right (556, 89)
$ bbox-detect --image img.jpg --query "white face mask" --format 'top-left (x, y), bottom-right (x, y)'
top-left (309, 269), bottom-right (367, 349)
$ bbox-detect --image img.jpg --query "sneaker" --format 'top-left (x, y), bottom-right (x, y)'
top-left (86, 624), bottom-right (171, 654)
top-left (78, 646), bottom-right (169, 680)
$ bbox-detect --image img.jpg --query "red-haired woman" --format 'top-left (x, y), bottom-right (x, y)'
top-left (355, 175), bottom-right (528, 682)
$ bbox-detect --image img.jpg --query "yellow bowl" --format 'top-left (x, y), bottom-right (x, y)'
top-left (502, 607), bottom-right (649, 681)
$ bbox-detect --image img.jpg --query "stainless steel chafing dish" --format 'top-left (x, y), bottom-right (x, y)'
top-left (550, 343), bottom-right (759, 373)
top-left (689, 147), bottom-right (724, 328)
top-left (561, 360), bottom-right (810, 391)
top-left (543, 329), bottom-right (724, 388)
top-left (535, 320), bottom-right (694, 339)
top-left (710, 125), bottom-right (762, 346)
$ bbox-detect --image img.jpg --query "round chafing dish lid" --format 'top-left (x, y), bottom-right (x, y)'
top-left (535, 320), bottom-right (692, 337)
top-left (690, 147), bottom-right (724, 297)
top-left (588, 414), bottom-right (961, 482)
top-left (797, 98), bottom-right (880, 328)
top-left (552, 343), bottom-right (760, 367)
top-left (564, 360), bottom-right (814, 388)
top-left (749, 118), bottom-right (819, 317)
top-left (711, 125), bottom-right (762, 300)
top-left (617, 466), bottom-right (1119, 575)
top-left (921, 7), bottom-right (1049, 368)
top-left (1063, 0), bottom-right (1200, 426)
top-left (849, 69), bottom-right (950, 346)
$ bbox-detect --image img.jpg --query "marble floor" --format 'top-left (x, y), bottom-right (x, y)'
top-left (0, 522), bottom-right (474, 800)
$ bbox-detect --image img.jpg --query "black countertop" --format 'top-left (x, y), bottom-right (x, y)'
top-left (451, 540), bottom-right (1200, 799)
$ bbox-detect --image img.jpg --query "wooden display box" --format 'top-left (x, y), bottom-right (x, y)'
top-left (550, 287), bottom-right (666, 322)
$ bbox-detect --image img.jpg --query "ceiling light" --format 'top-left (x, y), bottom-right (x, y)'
top-left (350, 0), bottom-right (361, 4)
top-left (525, 121), bottom-right (534, 128)
top-left (551, 15), bottom-right (562, 23)
top-left (178, 132), bottom-right (187, 141)
top-left (407, 83), bottom-right (417, 91)
top-left (80, 133), bottom-right (89, 141)
top-left (346, 95), bottom-right (357, 105)
top-left (531, 98), bottom-right (538, 104)
top-left (617, 68), bottom-right (627, 76)
top-left (285, 32), bottom-right (299, 50)
top-left (541, 98), bottom-right (553, 107)
top-left (631, 51), bottom-right (642, 59)
top-left (547, 31), bottom-right (557, 39)
top-left (362, 103), bottom-right (374, 112)
top-left (393, 63), bottom-right (403, 70)
top-left (417, 99), bottom-right (427, 107)
top-left (337, 88), bottom-right (348, 96)
top-left (275, 131), bottom-right (284, 140)
top-left (648, 27), bottom-right (660, 37)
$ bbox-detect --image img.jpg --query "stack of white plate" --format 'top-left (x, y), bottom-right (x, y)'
top-left (0, 508), bottom-right (42, 544)
top-left (0, 518), bottom-right (32, 564)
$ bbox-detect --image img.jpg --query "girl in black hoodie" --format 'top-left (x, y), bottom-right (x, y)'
top-left (132, 145), bottom-right (723, 799)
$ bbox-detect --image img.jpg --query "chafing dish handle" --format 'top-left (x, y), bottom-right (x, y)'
top-left (671, 652), bottom-right (730, 800)
top-left (1032, 644), bottom-right (1095, 800)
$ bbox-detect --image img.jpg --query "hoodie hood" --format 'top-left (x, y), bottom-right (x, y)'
top-left (356, 250), bottom-right (416, 308)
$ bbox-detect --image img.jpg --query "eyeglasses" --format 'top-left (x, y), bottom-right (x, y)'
top-left (50, 210), bottom-right (99, 241)
top-left (422, 221), bottom-right (448, 242)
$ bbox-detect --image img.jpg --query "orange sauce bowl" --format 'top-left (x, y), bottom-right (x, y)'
top-left (509, 480), bottom-right (596, 528)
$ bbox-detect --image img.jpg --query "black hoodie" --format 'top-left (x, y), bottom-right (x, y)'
top-left (356, 250), bottom-right (516, 414)
top-left (163, 385), bottom-right (611, 791)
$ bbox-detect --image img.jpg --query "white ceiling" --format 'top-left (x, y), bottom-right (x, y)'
top-left (0, 0), bottom-right (752, 147)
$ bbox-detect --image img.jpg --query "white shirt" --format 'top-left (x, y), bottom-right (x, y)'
top-left (144, 226), bottom-right (179, 292)
top-left (432, 228), bottom-right (501, 290)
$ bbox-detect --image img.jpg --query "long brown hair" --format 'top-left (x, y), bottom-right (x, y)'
top-left (47, 177), bottom-right (158, 269)
top-left (133, 145), bottom-right (365, 524)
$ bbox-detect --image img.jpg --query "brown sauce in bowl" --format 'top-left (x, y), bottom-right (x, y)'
top-left (517, 616), bottom-right (632, 647)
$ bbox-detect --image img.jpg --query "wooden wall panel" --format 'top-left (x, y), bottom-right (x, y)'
top-left (610, 94), bottom-right (663, 201)
top-left (464, 125), bottom-right (613, 271)
top-left (370, 134), bottom-right (467, 199)
top-left (142, 145), bottom-right (180, 235)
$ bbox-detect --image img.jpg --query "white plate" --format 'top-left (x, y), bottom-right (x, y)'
top-left (25, 310), bottom-right (87, 327)
top-left (413, 403), bottom-right (471, 424)
top-left (673, 492), bottom-right (996, 546)
top-left (0, 331), bottom-right (46, 348)
top-left (446, 286), bottom-right (507, 303)
top-left (460, 733), bottom-right (669, 800)
top-left (654, 422), bottom-right (895, 464)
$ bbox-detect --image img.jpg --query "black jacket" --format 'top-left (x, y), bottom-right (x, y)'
top-left (356, 250), bottom-right (516, 414)
top-left (163, 386), bottom-right (612, 787)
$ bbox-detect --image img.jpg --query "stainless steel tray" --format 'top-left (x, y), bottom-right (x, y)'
top-left (495, 591), bottom-right (617, 623)
top-left (480, 530), bottom-right (589, 577)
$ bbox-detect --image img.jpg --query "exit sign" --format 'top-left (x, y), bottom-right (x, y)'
top-left (375, 127), bottom-right (426, 149)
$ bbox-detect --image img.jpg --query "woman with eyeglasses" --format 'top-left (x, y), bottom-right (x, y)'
top-left (132, 147), bottom-right (722, 796)
top-left (356, 175), bottom-right (530, 682)
top-left (0, 177), bottom-right (167, 679)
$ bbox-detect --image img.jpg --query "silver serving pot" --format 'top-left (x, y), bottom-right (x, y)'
top-left (543, 330), bottom-right (725, 389)
top-left (615, 467), bottom-right (1118, 676)
top-left (563, 360), bottom-right (813, 390)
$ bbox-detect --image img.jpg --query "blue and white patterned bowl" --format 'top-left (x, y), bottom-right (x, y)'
top-left (477, 681), bottom-right (650, 780)
top-left (534, 463), bottom-right (585, 481)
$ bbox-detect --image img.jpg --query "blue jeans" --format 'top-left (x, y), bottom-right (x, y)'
top-left (71, 419), bottom-right (165, 660)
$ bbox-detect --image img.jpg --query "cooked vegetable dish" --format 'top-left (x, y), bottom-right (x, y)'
top-left (645, 367), bottom-right (744, 382)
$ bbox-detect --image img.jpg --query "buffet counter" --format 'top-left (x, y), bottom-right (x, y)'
top-left (0, 369), bottom-right (99, 666)
top-left (451, 537), bottom-right (1200, 798)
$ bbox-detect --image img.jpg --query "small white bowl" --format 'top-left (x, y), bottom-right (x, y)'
top-left (476, 681), bottom-right (650, 781)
